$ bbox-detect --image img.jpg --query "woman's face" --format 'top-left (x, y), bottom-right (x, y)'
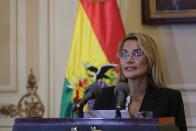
top-left (119, 40), bottom-right (149, 80)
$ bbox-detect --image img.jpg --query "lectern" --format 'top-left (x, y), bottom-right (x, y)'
top-left (13, 117), bottom-right (179, 131)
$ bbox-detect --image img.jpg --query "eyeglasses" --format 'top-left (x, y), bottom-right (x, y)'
top-left (117, 49), bottom-right (144, 59)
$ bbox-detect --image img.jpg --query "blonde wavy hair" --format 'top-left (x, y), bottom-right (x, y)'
top-left (118, 33), bottom-right (167, 87)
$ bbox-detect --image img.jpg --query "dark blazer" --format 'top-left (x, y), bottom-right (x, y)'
top-left (93, 86), bottom-right (187, 131)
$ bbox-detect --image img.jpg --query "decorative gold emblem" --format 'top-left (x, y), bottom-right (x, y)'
top-left (0, 69), bottom-right (45, 117)
top-left (0, 104), bottom-right (18, 117)
top-left (17, 69), bottom-right (45, 117)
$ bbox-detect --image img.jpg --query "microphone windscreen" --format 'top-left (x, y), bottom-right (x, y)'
top-left (114, 82), bottom-right (129, 96)
top-left (85, 83), bottom-right (102, 98)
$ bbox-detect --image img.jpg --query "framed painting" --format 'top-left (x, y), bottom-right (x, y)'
top-left (141, 0), bottom-right (196, 24)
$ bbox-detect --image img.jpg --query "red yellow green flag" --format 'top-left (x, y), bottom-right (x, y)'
top-left (60, 0), bottom-right (125, 118)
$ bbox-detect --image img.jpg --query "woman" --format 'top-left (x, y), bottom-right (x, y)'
top-left (93, 33), bottom-right (187, 131)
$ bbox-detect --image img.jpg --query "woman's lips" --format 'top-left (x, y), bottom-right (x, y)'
top-left (124, 66), bottom-right (136, 71)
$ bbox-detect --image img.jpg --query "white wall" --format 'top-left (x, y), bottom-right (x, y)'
top-left (48, 0), bottom-right (78, 117)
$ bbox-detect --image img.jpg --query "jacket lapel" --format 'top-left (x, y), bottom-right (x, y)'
top-left (140, 86), bottom-right (158, 112)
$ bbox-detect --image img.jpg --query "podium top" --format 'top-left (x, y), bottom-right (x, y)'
top-left (13, 117), bottom-right (178, 131)
top-left (14, 117), bottom-right (174, 125)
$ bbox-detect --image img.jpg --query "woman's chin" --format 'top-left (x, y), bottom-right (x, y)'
top-left (124, 74), bottom-right (138, 80)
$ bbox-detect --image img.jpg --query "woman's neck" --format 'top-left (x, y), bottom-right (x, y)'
top-left (128, 77), bottom-right (148, 97)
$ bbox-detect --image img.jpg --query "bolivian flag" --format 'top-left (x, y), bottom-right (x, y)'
top-left (60, 0), bottom-right (125, 118)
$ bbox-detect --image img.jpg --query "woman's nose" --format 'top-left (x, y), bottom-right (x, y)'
top-left (126, 55), bottom-right (134, 63)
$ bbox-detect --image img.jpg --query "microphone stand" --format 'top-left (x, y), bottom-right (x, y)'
top-left (115, 106), bottom-right (121, 118)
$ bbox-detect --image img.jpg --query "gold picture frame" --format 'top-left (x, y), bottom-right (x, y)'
top-left (142, 0), bottom-right (196, 24)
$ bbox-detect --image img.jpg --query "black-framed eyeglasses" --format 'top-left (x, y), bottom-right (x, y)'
top-left (117, 49), bottom-right (144, 59)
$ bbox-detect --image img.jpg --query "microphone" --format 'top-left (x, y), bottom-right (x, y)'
top-left (114, 82), bottom-right (130, 118)
top-left (72, 83), bottom-right (102, 117)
